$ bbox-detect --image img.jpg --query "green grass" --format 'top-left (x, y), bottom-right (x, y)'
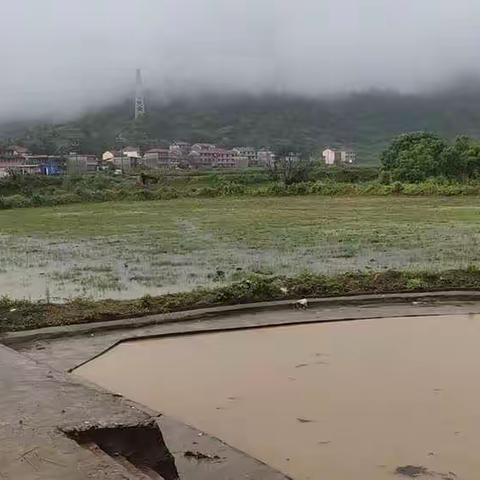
top-left (2, 268), bottom-right (480, 332)
top-left (1, 196), bottom-right (480, 301)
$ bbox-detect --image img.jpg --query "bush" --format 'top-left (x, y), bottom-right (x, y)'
top-left (0, 194), bottom-right (33, 209)
top-left (391, 181), bottom-right (404, 194)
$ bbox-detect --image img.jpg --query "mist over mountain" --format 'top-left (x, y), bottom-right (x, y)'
top-left (3, 0), bottom-right (480, 125)
top-left (3, 81), bottom-right (480, 163)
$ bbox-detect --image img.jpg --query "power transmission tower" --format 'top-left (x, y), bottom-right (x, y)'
top-left (134, 68), bottom-right (146, 120)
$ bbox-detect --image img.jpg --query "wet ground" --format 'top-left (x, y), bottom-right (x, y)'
top-left (76, 314), bottom-right (480, 480)
top-left (3, 196), bottom-right (480, 301)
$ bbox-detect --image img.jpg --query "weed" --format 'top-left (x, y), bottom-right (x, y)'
top-left (2, 268), bottom-right (480, 332)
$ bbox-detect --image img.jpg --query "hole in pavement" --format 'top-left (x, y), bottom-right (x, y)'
top-left (65, 421), bottom-right (179, 480)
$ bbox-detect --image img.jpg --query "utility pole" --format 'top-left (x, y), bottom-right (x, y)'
top-left (134, 69), bottom-right (146, 120)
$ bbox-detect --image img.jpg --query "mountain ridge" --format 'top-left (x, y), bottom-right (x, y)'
top-left (3, 87), bottom-right (480, 163)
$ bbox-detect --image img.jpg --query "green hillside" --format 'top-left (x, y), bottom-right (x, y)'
top-left (4, 87), bottom-right (480, 164)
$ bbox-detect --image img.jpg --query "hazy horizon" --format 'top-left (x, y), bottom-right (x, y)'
top-left (3, 0), bottom-right (480, 123)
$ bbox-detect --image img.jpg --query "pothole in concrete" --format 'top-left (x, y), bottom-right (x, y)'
top-left (64, 421), bottom-right (179, 480)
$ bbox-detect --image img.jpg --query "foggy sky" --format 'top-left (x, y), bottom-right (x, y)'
top-left (2, 0), bottom-right (480, 122)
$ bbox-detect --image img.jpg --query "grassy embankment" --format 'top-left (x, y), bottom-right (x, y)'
top-left (2, 195), bottom-right (480, 331)
top-left (2, 268), bottom-right (480, 332)
top-left (4, 168), bottom-right (480, 210)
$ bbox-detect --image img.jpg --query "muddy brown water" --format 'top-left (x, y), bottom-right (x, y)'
top-left (75, 315), bottom-right (480, 479)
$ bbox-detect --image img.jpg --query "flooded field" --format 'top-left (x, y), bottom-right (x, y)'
top-left (76, 314), bottom-right (480, 480)
top-left (2, 196), bottom-right (480, 301)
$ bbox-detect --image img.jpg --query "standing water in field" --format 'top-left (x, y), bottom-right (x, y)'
top-left (2, 197), bottom-right (480, 301)
top-left (76, 315), bottom-right (480, 480)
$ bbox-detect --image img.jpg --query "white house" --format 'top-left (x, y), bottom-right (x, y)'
top-left (323, 148), bottom-right (356, 165)
top-left (322, 148), bottom-right (339, 165)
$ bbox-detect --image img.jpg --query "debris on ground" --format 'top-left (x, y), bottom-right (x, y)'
top-left (395, 465), bottom-right (429, 477)
top-left (295, 363), bottom-right (309, 368)
top-left (394, 465), bottom-right (456, 479)
top-left (294, 298), bottom-right (308, 310)
top-left (296, 418), bottom-right (315, 423)
top-left (184, 450), bottom-right (223, 462)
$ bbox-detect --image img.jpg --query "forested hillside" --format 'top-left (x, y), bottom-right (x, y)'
top-left (3, 86), bottom-right (480, 164)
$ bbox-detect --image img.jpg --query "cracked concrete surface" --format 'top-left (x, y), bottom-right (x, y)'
top-left (0, 344), bottom-right (151, 479)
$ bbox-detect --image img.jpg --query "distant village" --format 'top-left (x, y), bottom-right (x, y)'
top-left (0, 143), bottom-right (356, 177)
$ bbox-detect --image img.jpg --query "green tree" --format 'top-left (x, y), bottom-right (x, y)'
top-left (439, 136), bottom-right (480, 180)
top-left (380, 132), bottom-right (447, 182)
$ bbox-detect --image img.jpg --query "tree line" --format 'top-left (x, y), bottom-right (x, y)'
top-left (380, 132), bottom-right (480, 182)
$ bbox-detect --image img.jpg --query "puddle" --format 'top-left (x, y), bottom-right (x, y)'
top-left (77, 315), bottom-right (480, 479)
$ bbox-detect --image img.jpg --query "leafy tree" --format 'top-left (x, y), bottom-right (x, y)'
top-left (439, 136), bottom-right (480, 180)
top-left (380, 132), bottom-right (447, 182)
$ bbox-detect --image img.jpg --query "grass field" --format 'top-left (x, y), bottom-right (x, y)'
top-left (1, 196), bottom-right (480, 301)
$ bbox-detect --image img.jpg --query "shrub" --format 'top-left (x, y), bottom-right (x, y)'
top-left (0, 194), bottom-right (33, 209)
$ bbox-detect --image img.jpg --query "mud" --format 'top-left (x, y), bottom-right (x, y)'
top-left (75, 314), bottom-right (480, 480)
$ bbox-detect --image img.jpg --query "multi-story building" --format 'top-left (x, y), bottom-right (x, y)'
top-left (0, 146), bottom-right (38, 176)
top-left (323, 148), bottom-right (356, 165)
top-left (191, 143), bottom-right (216, 151)
top-left (322, 148), bottom-right (340, 165)
top-left (103, 147), bottom-right (140, 163)
top-left (28, 155), bottom-right (65, 175)
top-left (189, 144), bottom-right (217, 168)
top-left (169, 142), bottom-right (191, 168)
top-left (143, 148), bottom-right (171, 168)
top-left (188, 144), bottom-right (238, 169)
top-left (256, 148), bottom-right (275, 167)
top-left (169, 141), bottom-right (191, 155)
top-left (111, 155), bottom-right (137, 172)
top-left (122, 146), bottom-right (140, 159)
top-left (233, 147), bottom-right (257, 167)
top-left (66, 154), bottom-right (98, 175)
top-left (340, 150), bottom-right (356, 164)
top-left (212, 148), bottom-right (237, 168)
top-left (0, 157), bottom-right (37, 177)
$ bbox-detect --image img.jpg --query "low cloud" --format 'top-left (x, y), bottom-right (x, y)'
top-left (2, 0), bottom-right (480, 122)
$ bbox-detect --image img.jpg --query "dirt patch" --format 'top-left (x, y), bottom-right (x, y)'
top-left (395, 466), bottom-right (430, 477)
